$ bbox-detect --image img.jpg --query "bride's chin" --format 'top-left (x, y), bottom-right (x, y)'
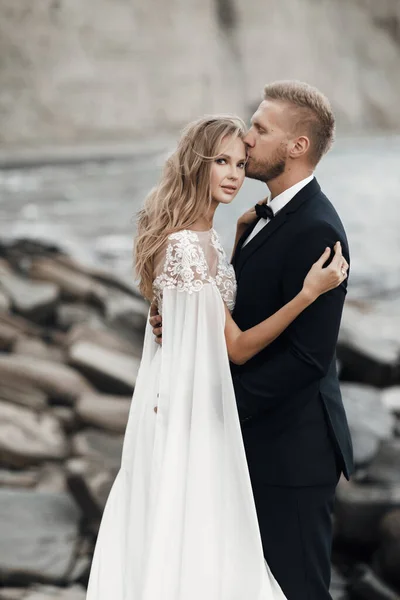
top-left (217, 197), bottom-right (235, 205)
top-left (220, 191), bottom-right (240, 204)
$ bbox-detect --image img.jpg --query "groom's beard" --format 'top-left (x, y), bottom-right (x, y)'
top-left (246, 143), bottom-right (288, 183)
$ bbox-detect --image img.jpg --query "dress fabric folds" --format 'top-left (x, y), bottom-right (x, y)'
top-left (86, 229), bottom-right (286, 600)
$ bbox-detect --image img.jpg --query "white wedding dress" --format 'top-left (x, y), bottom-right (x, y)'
top-left (86, 229), bottom-right (286, 600)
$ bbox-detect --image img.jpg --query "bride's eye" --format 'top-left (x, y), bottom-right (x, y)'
top-left (238, 162), bottom-right (246, 169)
top-left (215, 158), bottom-right (226, 165)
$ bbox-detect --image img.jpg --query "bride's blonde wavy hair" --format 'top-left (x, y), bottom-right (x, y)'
top-left (134, 115), bottom-right (246, 300)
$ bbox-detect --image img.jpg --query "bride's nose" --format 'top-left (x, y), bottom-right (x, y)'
top-left (228, 167), bottom-right (239, 181)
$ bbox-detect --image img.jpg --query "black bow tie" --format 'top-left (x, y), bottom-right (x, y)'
top-left (255, 203), bottom-right (274, 220)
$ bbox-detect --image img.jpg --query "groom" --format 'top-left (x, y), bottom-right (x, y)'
top-left (230, 80), bottom-right (353, 600)
top-left (151, 80), bottom-right (354, 600)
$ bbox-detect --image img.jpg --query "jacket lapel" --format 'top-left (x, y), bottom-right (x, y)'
top-left (235, 178), bottom-right (321, 278)
top-left (235, 210), bottom-right (289, 278)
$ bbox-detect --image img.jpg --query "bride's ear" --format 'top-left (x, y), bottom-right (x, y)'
top-left (289, 136), bottom-right (310, 159)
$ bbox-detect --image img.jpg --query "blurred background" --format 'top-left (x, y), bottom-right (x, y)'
top-left (1, 1), bottom-right (400, 599)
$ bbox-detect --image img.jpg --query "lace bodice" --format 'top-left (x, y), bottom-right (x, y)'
top-left (153, 229), bottom-right (237, 314)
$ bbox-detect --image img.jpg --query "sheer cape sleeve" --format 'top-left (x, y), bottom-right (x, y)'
top-left (143, 230), bottom-right (285, 599)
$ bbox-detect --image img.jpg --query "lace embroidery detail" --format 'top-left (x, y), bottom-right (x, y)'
top-left (153, 231), bottom-right (213, 312)
top-left (153, 229), bottom-right (237, 313)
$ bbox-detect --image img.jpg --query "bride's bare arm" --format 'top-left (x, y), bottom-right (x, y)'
top-left (225, 242), bottom-right (348, 365)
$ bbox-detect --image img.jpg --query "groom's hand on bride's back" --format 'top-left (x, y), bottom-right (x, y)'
top-left (149, 302), bottom-right (163, 345)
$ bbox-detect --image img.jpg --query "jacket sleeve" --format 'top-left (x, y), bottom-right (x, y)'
top-left (233, 223), bottom-right (349, 421)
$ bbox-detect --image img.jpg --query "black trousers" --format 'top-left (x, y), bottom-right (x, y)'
top-left (251, 482), bottom-right (337, 600)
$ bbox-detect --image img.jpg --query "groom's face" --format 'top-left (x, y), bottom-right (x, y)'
top-left (244, 100), bottom-right (291, 183)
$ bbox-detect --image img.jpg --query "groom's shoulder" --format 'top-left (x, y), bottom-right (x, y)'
top-left (303, 186), bottom-right (345, 232)
top-left (295, 188), bottom-right (349, 251)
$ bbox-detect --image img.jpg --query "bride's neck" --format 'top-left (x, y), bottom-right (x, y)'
top-left (189, 217), bottom-right (213, 231)
top-left (190, 203), bottom-right (217, 231)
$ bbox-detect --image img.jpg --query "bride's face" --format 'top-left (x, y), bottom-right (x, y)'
top-left (210, 136), bottom-right (246, 205)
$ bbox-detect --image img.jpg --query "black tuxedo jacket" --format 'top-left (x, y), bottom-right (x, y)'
top-left (231, 178), bottom-right (354, 486)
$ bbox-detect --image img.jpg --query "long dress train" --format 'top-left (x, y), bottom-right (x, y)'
top-left (86, 228), bottom-right (286, 600)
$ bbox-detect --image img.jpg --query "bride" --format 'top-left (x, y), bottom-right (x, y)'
top-left (86, 115), bottom-right (347, 600)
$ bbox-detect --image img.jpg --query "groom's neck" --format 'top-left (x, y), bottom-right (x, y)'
top-left (268, 167), bottom-right (314, 200)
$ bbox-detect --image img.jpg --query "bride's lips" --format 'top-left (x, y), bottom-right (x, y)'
top-left (221, 185), bottom-right (237, 195)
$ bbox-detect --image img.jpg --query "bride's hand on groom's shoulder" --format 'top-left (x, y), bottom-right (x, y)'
top-left (301, 242), bottom-right (349, 302)
top-left (149, 302), bottom-right (163, 345)
top-left (237, 199), bottom-right (266, 228)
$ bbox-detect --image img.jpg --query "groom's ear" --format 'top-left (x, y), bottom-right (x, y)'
top-left (289, 135), bottom-right (310, 160)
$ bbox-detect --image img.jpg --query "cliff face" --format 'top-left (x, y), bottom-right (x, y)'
top-left (235, 0), bottom-right (400, 129)
top-left (0, 0), bottom-right (399, 146)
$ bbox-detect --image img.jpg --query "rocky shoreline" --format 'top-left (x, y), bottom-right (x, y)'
top-left (0, 238), bottom-right (148, 600)
top-left (0, 238), bottom-right (400, 600)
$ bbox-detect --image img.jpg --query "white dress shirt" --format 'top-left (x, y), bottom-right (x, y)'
top-left (242, 175), bottom-right (314, 247)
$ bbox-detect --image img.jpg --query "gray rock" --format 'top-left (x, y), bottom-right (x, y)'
top-left (334, 479), bottom-right (400, 546)
top-left (377, 510), bottom-right (400, 588)
top-left (0, 322), bottom-right (21, 351)
top-left (0, 379), bottom-right (48, 411)
top-left (105, 289), bottom-right (148, 337)
top-left (13, 338), bottom-right (65, 363)
top-left (46, 255), bottom-right (89, 273)
top-left (0, 401), bottom-right (68, 467)
top-left (330, 566), bottom-right (349, 600)
top-left (29, 258), bottom-right (106, 305)
top-left (365, 440), bottom-right (400, 485)
top-left (24, 585), bottom-right (86, 600)
top-left (0, 311), bottom-right (41, 332)
top-left (340, 383), bottom-right (395, 466)
top-left (0, 271), bottom-right (58, 322)
top-left (56, 303), bottom-right (105, 332)
top-left (50, 406), bottom-right (77, 432)
top-left (66, 322), bottom-right (139, 357)
top-left (71, 428), bottom-right (123, 469)
top-left (381, 387), bottom-right (400, 415)
top-left (76, 392), bottom-right (131, 433)
top-left (348, 564), bottom-right (398, 600)
top-left (350, 430), bottom-right (381, 466)
top-left (0, 589), bottom-right (26, 600)
top-left (0, 258), bottom-right (12, 270)
top-left (0, 489), bottom-right (81, 585)
top-left (0, 468), bottom-right (39, 489)
top-left (0, 312), bottom-right (42, 340)
top-left (68, 430), bottom-right (123, 517)
top-left (66, 553), bottom-right (91, 587)
top-left (0, 287), bottom-right (11, 312)
top-left (52, 255), bottom-right (143, 301)
top-left (66, 457), bottom-right (116, 521)
top-left (35, 463), bottom-right (67, 493)
top-left (338, 299), bottom-right (400, 387)
top-left (1, 239), bottom-right (63, 262)
top-left (0, 355), bottom-right (95, 406)
top-left (68, 341), bottom-right (139, 395)
top-left (0, 258), bottom-right (11, 268)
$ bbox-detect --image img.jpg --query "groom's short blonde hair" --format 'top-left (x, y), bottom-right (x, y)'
top-left (263, 80), bottom-right (335, 166)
